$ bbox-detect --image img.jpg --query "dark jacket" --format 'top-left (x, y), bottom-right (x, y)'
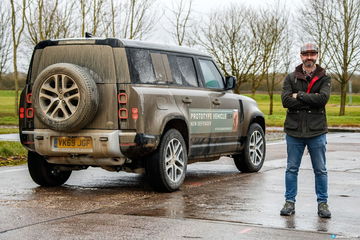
top-left (281, 64), bottom-right (331, 138)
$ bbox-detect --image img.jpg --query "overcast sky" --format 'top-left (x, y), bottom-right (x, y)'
top-left (150, 0), bottom-right (300, 44)
top-left (147, 0), bottom-right (304, 69)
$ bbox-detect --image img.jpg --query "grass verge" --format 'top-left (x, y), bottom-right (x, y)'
top-left (0, 141), bottom-right (27, 167)
top-left (0, 128), bottom-right (19, 134)
top-left (0, 90), bottom-right (20, 126)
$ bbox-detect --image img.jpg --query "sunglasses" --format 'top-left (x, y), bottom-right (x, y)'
top-left (301, 52), bottom-right (318, 57)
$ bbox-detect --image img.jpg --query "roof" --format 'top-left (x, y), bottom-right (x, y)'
top-left (35, 37), bottom-right (210, 57)
top-left (120, 39), bottom-right (210, 57)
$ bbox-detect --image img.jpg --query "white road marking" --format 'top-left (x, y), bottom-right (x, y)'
top-left (0, 167), bottom-right (27, 173)
top-left (239, 227), bottom-right (253, 234)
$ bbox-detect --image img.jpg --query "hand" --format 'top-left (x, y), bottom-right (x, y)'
top-left (292, 93), bottom-right (298, 98)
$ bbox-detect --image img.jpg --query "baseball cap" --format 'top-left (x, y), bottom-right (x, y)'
top-left (300, 43), bottom-right (319, 54)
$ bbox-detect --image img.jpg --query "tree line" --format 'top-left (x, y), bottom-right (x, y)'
top-left (0, 0), bottom-right (359, 116)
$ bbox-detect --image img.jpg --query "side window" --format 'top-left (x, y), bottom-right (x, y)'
top-left (150, 53), bottom-right (172, 84)
top-left (199, 59), bottom-right (224, 89)
top-left (127, 48), bottom-right (156, 84)
top-left (168, 55), bottom-right (198, 87)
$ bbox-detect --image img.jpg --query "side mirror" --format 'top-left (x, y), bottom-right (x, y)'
top-left (225, 76), bottom-right (236, 90)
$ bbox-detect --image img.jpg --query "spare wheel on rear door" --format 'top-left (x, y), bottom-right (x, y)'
top-left (32, 63), bottom-right (99, 132)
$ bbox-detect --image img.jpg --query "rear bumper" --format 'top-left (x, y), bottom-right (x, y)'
top-left (23, 129), bottom-right (130, 157)
top-left (21, 129), bottom-right (160, 166)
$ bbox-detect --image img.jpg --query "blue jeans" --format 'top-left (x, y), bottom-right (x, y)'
top-left (285, 134), bottom-right (328, 203)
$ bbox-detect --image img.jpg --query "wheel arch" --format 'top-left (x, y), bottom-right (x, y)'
top-left (249, 114), bottom-right (266, 134)
top-left (160, 116), bottom-right (190, 154)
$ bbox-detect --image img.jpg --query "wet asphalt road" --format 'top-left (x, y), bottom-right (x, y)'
top-left (0, 132), bottom-right (359, 239)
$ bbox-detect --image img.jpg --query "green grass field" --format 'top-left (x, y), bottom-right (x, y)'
top-left (0, 90), bottom-right (20, 125)
top-left (0, 90), bottom-right (359, 127)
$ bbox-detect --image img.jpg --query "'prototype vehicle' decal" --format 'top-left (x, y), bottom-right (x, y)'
top-left (189, 109), bottom-right (238, 133)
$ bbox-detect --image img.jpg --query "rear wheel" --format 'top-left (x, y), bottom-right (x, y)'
top-left (28, 151), bottom-right (71, 186)
top-left (146, 129), bottom-right (187, 192)
top-left (233, 123), bottom-right (265, 172)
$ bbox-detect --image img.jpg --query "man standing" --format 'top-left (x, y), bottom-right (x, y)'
top-left (280, 43), bottom-right (331, 218)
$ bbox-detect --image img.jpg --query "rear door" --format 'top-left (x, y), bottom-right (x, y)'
top-left (197, 58), bottom-right (242, 154)
top-left (32, 44), bottom-right (118, 130)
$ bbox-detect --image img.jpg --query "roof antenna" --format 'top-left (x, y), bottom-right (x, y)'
top-left (85, 32), bottom-right (93, 38)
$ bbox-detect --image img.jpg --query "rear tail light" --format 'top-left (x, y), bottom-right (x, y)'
top-left (118, 91), bottom-right (139, 120)
top-left (19, 107), bottom-right (25, 119)
top-left (118, 108), bottom-right (128, 119)
top-left (118, 93), bottom-right (128, 104)
top-left (26, 108), bottom-right (34, 118)
top-left (131, 108), bottom-right (139, 120)
top-left (26, 93), bottom-right (32, 103)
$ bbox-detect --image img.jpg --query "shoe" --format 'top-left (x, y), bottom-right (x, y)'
top-left (280, 201), bottom-right (295, 216)
top-left (318, 202), bottom-right (331, 218)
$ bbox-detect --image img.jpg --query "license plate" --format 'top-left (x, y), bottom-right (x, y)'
top-left (54, 137), bottom-right (92, 149)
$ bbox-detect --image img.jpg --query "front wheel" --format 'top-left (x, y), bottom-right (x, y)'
top-left (233, 123), bottom-right (266, 172)
top-left (146, 129), bottom-right (188, 192)
top-left (28, 151), bottom-right (71, 186)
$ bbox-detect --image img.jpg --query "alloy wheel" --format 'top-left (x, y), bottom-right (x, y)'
top-left (38, 74), bottom-right (80, 121)
top-left (248, 130), bottom-right (264, 166)
top-left (164, 138), bottom-right (185, 183)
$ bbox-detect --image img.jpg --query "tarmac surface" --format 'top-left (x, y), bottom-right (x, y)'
top-left (0, 132), bottom-right (359, 239)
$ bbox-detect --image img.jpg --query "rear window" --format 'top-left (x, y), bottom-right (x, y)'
top-left (127, 48), bottom-right (156, 84)
top-left (168, 55), bottom-right (198, 87)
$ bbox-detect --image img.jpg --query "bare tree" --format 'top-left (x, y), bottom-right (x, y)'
top-left (194, 4), bottom-right (262, 93)
top-left (10, 0), bottom-right (27, 115)
top-left (81, 0), bottom-right (157, 39)
top-left (0, 7), bottom-right (11, 80)
top-left (298, 0), bottom-right (334, 66)
top-left (327, 0), bottom-right (360, 115)
top-left (25, 0), bottom-right (75, 47)
top-left (299, 0), bottom-right (360, 116)
top-left (26, 0), bottom-right (58, 44)
top-left (262, 5), bottom-right (291, 115)
top-left (103, 0), bottom-right (157, 39)
top-left (248, 9), bottom-right (273, 97)
top-left (119, 0), bottom-right (157, 39)
top-left (91, 0), bottom-right (106, 36)
top-left (104, 0), bottom-right (118, 37)
top-left (79, 0), bottom-right (106, 36)
top-left (56, 1), bottom-right (76, 39)
top-left (166, 0), bottom-right (193, 46)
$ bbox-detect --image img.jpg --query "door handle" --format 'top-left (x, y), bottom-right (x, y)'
top-left (182, 97), bottom-right (192, 104)
top-left (212, 98), bottom-right (221, 105)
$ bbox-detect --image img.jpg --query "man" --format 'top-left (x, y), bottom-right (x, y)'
top-left (280, 43), bottom-right (331, 218)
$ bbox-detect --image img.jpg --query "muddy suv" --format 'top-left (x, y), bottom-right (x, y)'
top-left (19, 38), bottom-right (266, 192)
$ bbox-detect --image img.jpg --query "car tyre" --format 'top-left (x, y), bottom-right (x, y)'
top-left (233, 123), bottom-right (266, 172)
top-left (28, 151), bottom-right (71, 186)
top-left (32, 63), bottom-right (99, 132)
top-left (146, 129), bottom-right (187, 192)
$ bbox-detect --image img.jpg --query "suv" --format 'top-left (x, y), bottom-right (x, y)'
top-left (19, 38), bottom-right (266, 192)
